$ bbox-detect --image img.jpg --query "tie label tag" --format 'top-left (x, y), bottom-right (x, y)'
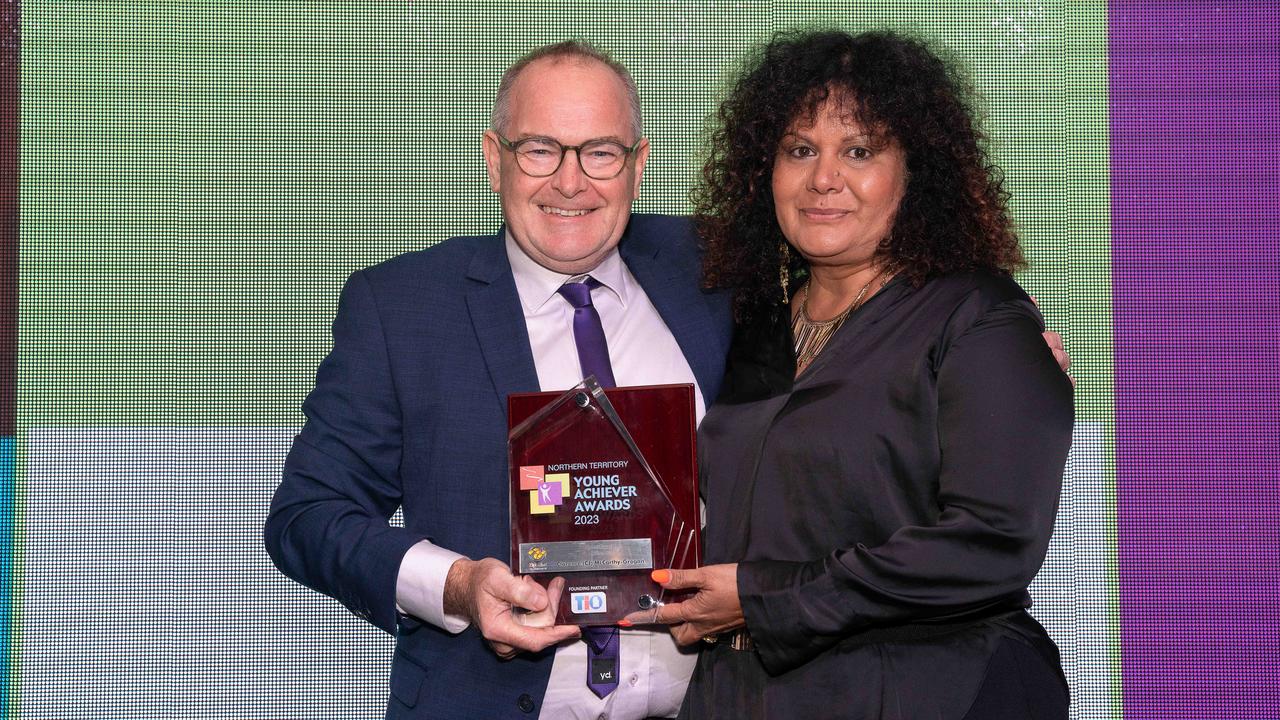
top-left (591, 657), bottom-right (617, 684)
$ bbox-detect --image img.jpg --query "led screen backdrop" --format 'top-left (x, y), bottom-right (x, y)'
top-left (8, 1), bottom-right (1277, 718)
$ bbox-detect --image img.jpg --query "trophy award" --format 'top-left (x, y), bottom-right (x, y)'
top-left (508, 378), bottom-right (699, 626)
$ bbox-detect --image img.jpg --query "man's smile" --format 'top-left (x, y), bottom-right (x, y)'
top-left (539, 205), bottom-right (596, 217)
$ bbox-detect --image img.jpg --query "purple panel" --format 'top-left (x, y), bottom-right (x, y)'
top-left (1111, 2), bottom-right (1280, 717)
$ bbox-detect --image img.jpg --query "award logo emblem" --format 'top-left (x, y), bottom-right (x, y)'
top-left (570, 591), bottom-right (608, 614)
top-left (519, 465), bottom-right (570, 515)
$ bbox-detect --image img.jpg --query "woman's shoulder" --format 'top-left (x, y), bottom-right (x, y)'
top-left (918, 269), bottom-right (1031, 308)
top-left (909, 270), bottom-right (1043, 338)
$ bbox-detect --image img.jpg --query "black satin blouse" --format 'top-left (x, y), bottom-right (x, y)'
top-left (683, 271), bottom-right (1074, 719)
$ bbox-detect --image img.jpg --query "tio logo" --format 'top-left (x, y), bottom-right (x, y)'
top-left (570, 591), bottom-right (608, 614)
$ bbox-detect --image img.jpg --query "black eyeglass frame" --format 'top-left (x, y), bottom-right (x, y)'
top-left (495, 133), bottom-right (644, 180)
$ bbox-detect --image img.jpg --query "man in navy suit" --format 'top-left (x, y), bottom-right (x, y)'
top-left (265, 41), bottom-right (733, 719)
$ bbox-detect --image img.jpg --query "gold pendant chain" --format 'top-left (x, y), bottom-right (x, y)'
top-left (791, 266), bottom-right (893, 374)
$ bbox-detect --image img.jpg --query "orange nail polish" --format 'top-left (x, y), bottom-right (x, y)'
top-left (651, 569), bottom-right (671, 584)
top-left (617, 619), bottom-right (633, 627)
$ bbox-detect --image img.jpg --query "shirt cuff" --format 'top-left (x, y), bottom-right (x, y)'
top-left (395, 540), bottom-right (471, 634)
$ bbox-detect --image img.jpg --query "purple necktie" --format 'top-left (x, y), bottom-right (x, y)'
top-left (583, 625), bottom-right (620, 699)
top-left (557, 278), bottom-right (617, 388)
top-left (558, 278), bottom-right (620, 697)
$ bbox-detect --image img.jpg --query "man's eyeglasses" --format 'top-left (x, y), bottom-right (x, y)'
top-left (496, 134), bottom-right (643, 180)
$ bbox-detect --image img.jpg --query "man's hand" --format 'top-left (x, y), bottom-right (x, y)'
top-left (1029, 296), bottom-right (1073, 384)
top-left (622, 565), bottom-right (744, 646)
top-left (1041, 331), bottom-right (1074, 385)
top-left (444, 557), bottom-right (580, 659)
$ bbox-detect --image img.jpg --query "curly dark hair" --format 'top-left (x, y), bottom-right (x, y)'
top-left (696, 29), bottom-right (1025, 320)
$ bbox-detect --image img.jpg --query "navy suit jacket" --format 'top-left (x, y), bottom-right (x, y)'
top-left (265, 214), bottom-right (733, 719)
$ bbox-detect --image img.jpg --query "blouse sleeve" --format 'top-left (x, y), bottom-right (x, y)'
top-left (736, 297), bottom-right (1074, 675)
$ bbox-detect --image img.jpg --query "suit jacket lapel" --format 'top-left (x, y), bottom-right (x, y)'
top-left (464, 231), bottom-right (541, 409)
top-left (621, 230), bottom-right (728, 406)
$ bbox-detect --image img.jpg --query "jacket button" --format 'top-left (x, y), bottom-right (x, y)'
top-left (517, 694), bottom-right (535, 713)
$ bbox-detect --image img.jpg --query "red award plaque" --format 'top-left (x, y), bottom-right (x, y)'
top-left (508, 378), bottom-right (699, 626)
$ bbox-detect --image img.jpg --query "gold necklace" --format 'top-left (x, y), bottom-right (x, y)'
top-left (791, 266), bottom-right (893, 374)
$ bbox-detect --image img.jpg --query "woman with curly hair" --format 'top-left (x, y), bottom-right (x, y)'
top-left (631, 30), bottom-right (1073, 718)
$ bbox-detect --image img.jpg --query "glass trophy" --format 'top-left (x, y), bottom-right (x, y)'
top-left (508, 378), bottom-right (699, 626)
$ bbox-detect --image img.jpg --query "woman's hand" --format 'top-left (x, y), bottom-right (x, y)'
top-left (622, 564), bottom-right (745, 646)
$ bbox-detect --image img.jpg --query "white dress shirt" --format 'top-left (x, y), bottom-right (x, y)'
top-left (395, 234), bottom-right (704, 719)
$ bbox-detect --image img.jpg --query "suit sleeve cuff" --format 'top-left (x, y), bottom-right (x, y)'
top-left (396, 540), bottom-right (471, 634)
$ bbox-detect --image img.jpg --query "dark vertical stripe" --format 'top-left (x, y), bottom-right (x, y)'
top-left (0, 1), bottom-right (15, 711)
top-left (0, 0), bottom-right (15, 435)
top-left (1111, 2), bottom-right (1280, 717)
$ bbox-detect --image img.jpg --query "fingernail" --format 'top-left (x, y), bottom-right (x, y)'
top-left (651, 569), bottom-right (671, 584)
top-left (617, 619), bottom-right (632, 627)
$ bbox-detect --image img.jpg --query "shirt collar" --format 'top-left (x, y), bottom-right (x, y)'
top-left (504, 230), bottom-right (629, 314)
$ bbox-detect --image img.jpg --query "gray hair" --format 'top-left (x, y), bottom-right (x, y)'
top-left (491, 40), bottom-right (643, 141)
